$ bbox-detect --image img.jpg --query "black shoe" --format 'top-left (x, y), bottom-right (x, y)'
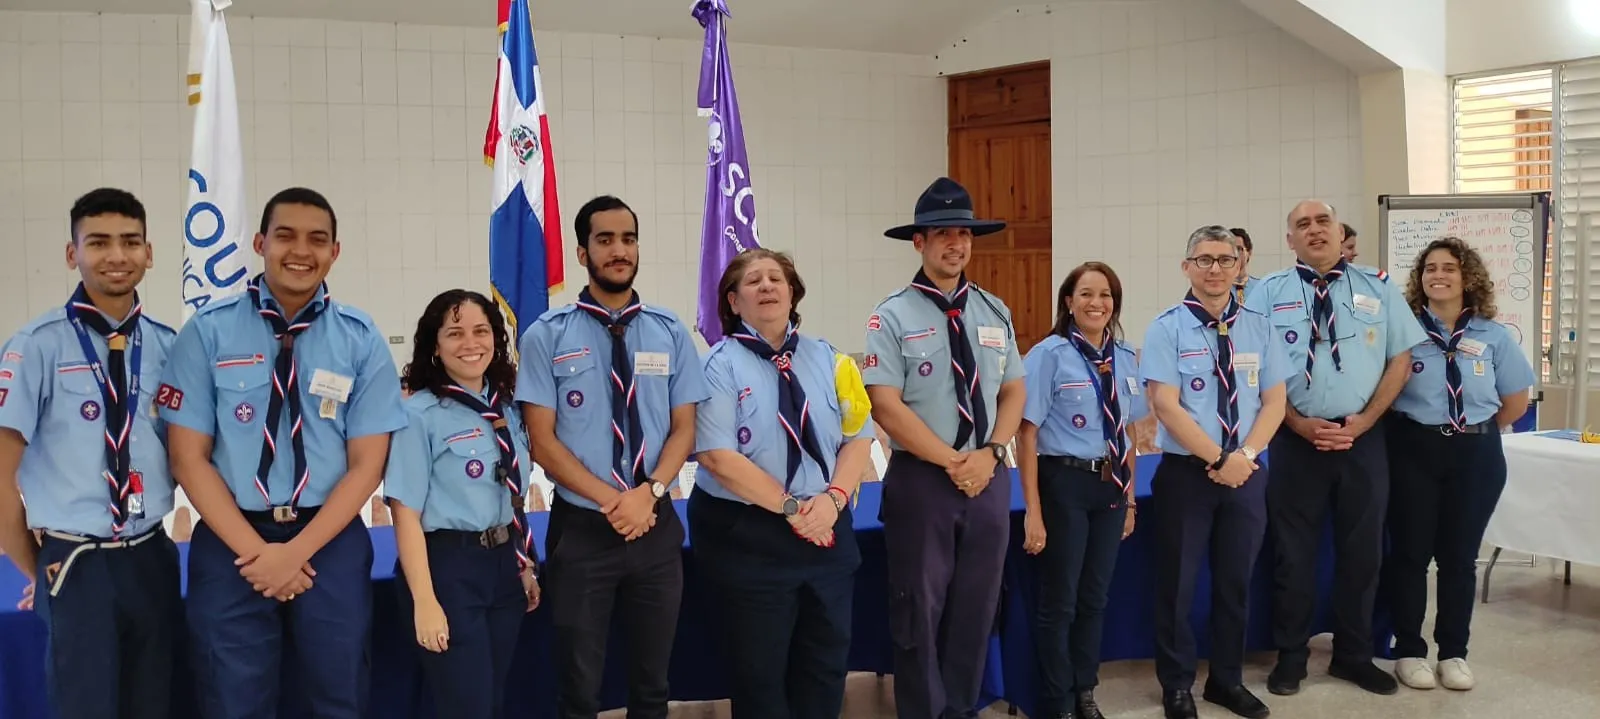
top-left (1162, 688), bottom-right (1198, 719)
top-left (1047, 713), bottom-right (1077, 719)
top-left (1329, 659), bottom-right (1400, 695)
top-left (1202, 682), bottom-right (1271, 719)
top-left (1267, 661), bottom-right (1305, 696)
top-left (1075, 689), bottom-right (1103, 719)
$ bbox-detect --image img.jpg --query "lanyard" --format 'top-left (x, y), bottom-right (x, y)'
top-left (64, 305), bottom-right (143, 429)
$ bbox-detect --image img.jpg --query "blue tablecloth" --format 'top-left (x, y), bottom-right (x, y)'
top-left (0, 457), bottom-right (1365, 718)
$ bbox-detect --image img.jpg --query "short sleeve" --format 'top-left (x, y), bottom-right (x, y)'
top-left (1002, 318), bottom-right (1025, 383)
top-left (1020, 343), bottom-right (1059, 427)
top-left (346, 329), bottom-right (407, 438)
top-left (861, 309), bottom-right (905, 388)
top-left (1140, 319), bottom-right (1180, 387)
top-left (1492, 325), bottom-right (1537, 397)
top-left (382, 407), bottom-right (432, 510)
top-left (694, 352), bottom-right (739, 454)
top-left (1260, 317), bottom-right (1294, 390)
top-left (0, 334), bottom-right (49, 443)
top-left (1242, 278), bottom-right (1271, 315)
top-left (1124, 351), bottom-right (1151, 422)
top-left (515, 321), bottom-right (558, 409)
top-left (1383, 280), bottom-right (1427, 358)
top-left (158, 319), bottom-right (218, 436)
top-left (668, 322), bottom-right (711, 408)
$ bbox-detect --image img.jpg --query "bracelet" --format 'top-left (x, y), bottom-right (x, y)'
top-left (825, 486), bottom-right (849, 510)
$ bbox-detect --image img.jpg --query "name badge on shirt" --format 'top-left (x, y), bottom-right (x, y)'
top-left (977, 326), bottom-right (1007, 349)
top-left (319, 397), bottom-right (339, 420)
top-left (309, 369), bottom-right (354, 403)
top-left (1474, 360), bottom-right (1486, 376)
top-left (1234, 352), bottom-right (1261, 372)
top-left (1126, 376), bottom-right (1141, 396)
top-left (1353, 293), bottom-right (1381, 315)
top-left (1459, 338), bottom-right (1487, 357)
top-left (635, 351), bottom-right (671, 376)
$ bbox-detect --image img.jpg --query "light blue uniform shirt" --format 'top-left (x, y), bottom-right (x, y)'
top-left (383, 388), bottom-right (533, 532)
top-left (861, 284), bottom-right (1026, 451)
top-left (0, 307), bottom-right (176, 537)
top-left (158, 285), bottom-right (406, 510)
top-left (695, 330), bottom-right (857, 503)
top-left (1141, 302), bottom-right (1292, 455)
top-left (515, 301), bottom-right (709, 512)
top-left (1392, 312), bottom-right (1536, 426)
top-left (1021, 334), bottom-right (1149, 458)
top-left (1244, 264), bottom-right (1427, 419)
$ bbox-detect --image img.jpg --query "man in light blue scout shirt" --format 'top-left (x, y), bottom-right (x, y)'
top-left (862, 177), bottom-right (1026, 719)
top-left (1143, 226), bottom-right (1289, 719)
top-left (160, 187), bottom-right (406, 719)
top-left (1243, 200), bottom-right (1426, 698)
top-left (517, 195), bottom-right (708, 719)
top-left (0, 188), bottom-right (181, 719)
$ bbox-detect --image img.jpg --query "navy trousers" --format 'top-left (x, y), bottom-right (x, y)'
top-left (544, 495), bottom-right (683, 719)
top-left (395, 532), bottom-right (527, 719)
top-left (1268, 420), bottom-right (1389, 668)
top-left (1382, 417), bottom-right (1507, 661)
top-left (33, 527), bottom-right (182, 719)
top-left (881, 451), bottom-right (1010, 719)
top-left (1032, 459), bottom-right (1127, 716)
top-left (688, 490), bottom-right (860, 719)
top-left (187, 515), bottom-right (374, 719)
top-left (1152, 454), bottom-right (1268, 690)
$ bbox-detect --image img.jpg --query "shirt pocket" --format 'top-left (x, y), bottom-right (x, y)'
top-left (899, 336), bottom-right (949, 402)
top-left (550, 350), bottom-right (600, 420)
top-left (1177, 351), bottom-right (1215, 399)
top-left (441, 432), bottom-right (500, 484)
top-left (213, 364), bottom-right (272, 435)
top-left (733, 386), bottom-right (766, 452)
top-left (1269, 305), bottom-right (1310, 347)
top-left (1339, 300), bottom-right (1382, 341)
top-left (1051, 379), bottom-right (1098, 433)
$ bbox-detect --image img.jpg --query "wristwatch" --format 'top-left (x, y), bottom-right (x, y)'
top-left (644, 480), bottom-right (666, 499)
top-left (985, 442), bottom-right (1010, 466)
top-left (1239, 446), bottom-right (1259, 463)
top-left (780, 494), bottom-right (800, 517)
top-left (1208, 450), bottom-right (1230, 471)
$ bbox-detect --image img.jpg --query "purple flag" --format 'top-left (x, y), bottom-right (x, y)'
top-left (694, 0), bottom-right (760, 345)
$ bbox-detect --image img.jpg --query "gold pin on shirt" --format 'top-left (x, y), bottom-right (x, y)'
top-left (108, 335), bottom-right (127, 351)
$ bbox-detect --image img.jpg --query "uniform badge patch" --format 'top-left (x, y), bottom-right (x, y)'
top-left (1071, 414), bottom-right (1087, 429)
top-left (864, 354), bottom-right (878, 368)
top-left (156, 384), bottom-right (183, 410)
top-left (566, 390), bottom-right (584, 408)
top-left (737, 426), bottom-right (752, 445)
top-left (866, 314), bottom-right (882, 331)
top-left (1284, 330), bottom-right (1298, 344)
top-left (1411, 360), bottom-right (1424, 374)
top-left (80, 400), bottom-right (101, 421)
top-left (466, 459), bottom-right (485, 478)
top-left (1189, 377), bottom-right (1206, 392)
top-left (918, 361), bottom-right (933, 377)
top-left (234, 403), bottom-right (255, 423)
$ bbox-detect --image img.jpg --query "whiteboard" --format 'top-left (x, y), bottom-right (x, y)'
top-left (1379, 193), bottom-right (1551, 382)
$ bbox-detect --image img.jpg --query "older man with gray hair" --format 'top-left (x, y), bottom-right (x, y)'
top-left (1142, 225), bottom-right (1289, 719)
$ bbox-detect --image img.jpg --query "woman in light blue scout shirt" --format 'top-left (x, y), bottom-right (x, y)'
top-left (1017, 262), bottom-right (1145, 719)
top-left (386, 290), bottom-right (541, 718)
top-left (693, 248), bottom-right (874, 719)
top-left (1384, 237), bottom-right (1533, 693)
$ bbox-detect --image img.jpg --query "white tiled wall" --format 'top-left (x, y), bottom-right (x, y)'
top-left (0, 11), bottom-right (947, 359)
top-left (936, 0), bottom-right (1366, 340)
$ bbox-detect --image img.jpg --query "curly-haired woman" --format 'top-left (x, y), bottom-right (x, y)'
top-left (385, 289), bottom-right (541, 718)
top-left (1384, 237), bottom-right (1533, 692)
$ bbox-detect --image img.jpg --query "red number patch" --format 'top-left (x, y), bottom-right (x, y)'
top-left (156, 384), bottom-right (183, 410)
top-left (0, 388), bottom-right (8, 406)
top-left (864, 354), bottom-right (879, 368)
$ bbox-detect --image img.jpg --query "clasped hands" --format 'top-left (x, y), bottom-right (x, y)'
top-left (601, 483), bottom-right (660, 541)
top-left (235, 542), bottom-right (316, 602)
top-left (1207, 450), bottom-right (1258, 487)
top-left (1290, 412), bottom-right (1374, 452)
top-left (787, 494), bottom-right (838, 548)
top-left (945, 450), bottom-right (998, 498)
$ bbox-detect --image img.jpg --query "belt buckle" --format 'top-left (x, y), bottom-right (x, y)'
top-left (271, 506), bottom-right (299, 523)
top-left (1440, 426), bottom-right (1456, 437)
top-left (481, 526), bottom-right (509, 548)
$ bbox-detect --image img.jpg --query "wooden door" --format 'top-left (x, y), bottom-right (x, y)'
top-left (948, 63), bottom-right (1053, 354)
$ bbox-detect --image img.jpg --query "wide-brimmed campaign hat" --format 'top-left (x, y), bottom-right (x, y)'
top-left (883, 177), bottom-right (1007, 241)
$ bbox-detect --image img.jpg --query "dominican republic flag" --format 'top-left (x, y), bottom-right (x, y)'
top-left (485, 0), bottom-right (563, 339)
top-left (181, 0), bottom-right (250, 321)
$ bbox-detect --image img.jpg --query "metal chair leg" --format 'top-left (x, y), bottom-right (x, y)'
top-left (1565, 560), bottom-right (1572, 586)
top-left (1481, 546), bottom-right (1503, 604)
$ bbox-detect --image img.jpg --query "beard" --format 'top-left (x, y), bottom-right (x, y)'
top-left (586, 256), bottom-right (638, 294)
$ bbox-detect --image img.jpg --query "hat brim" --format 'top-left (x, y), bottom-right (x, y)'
top-left (884, 219), bottom-right (1008, 241)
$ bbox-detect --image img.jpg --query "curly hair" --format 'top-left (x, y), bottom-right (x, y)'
top-left (401, 290), bottom-right (518, 402)
top-left (1403, 236), bottom-right (1498, 319)
top-left (716, 248), bottom-right (805, 337)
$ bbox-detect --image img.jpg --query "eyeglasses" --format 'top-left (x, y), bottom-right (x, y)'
top-left (1187, 255), bottom-right (1239, 269)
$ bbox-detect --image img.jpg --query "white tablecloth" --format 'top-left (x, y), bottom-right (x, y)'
top-left (1482, 433), bottom-right (1600, 567)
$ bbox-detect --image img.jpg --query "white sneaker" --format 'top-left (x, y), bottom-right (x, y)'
top-left (1437, 658), bottom-right (1475, 690)
top-left (1394, 658), bottom-right (1437, 689)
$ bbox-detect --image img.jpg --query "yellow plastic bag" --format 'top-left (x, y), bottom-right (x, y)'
top-left (834, 353), bottom-right (872, 437)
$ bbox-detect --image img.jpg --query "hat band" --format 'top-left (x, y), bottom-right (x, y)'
top-left (912, 208), bottom-right (978, 224)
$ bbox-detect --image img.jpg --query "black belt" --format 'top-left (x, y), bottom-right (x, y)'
top-left (1401, 417), bottom-right (1497, 436)
top-left (241, 505), bottom-right (322, 525)
top-left (426, 525), bottom-right (512, 549)
top-left (1163, 452), bottom-right (1211, 469)
top-left (1039, 455), bottom-right (1105, 473)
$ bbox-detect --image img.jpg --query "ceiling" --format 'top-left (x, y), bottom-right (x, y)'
top-left (0, 0), bottom-right (1021, 54)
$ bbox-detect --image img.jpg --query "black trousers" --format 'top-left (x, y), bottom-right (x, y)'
top-left (1152, 455), bottom-right (1268, 690)
top-left (1267, 420), bottom-right (1388, 668)
top-left (33, 528), bottom-right (182, 719)
top-left (688, 491), bottom-right (860, 719)
top-left (545, 495), bottom-right (684, 719)
top-left (1382, 418), bottom-right (1507, 661)
top-left (395, 533), bottom-right (527, 719)
top-left (1032, 459), bottom-right (1127, 715)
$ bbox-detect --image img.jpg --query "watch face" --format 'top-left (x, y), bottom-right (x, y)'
top-left (651, 482), bottom-right (666, 498)
top-left (783, 497), bottom-right (799, 516)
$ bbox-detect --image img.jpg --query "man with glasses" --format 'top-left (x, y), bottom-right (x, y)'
top-left (1143, 226), bottom-right (1288, 719)
top-left (1244, 201), bottom-right (1424, 699)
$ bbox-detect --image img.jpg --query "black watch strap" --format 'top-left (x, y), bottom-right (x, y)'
top-left (1208, 451), bottom-right (1230, 471)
